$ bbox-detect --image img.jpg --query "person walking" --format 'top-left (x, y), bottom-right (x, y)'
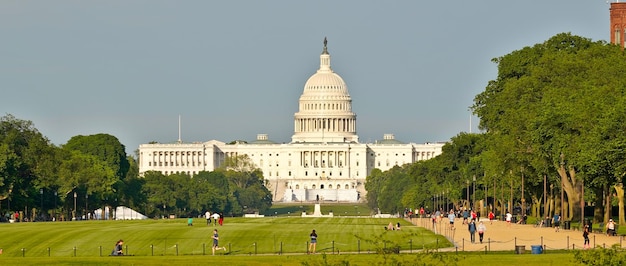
top-left (212, 212), bottom-right (220, 226)
top-left (553, 213), bottom-right (560, 232)
top-left (488, 211), bottom-right (495, 225)
top-left (448, 210), bottom-right (456, 230)
top-left (583, 224), bottom-right (590, 249)
top-left (205, 210), bottom-right (211, 226)
top-left (506, 211), bottom-right (512, 227)
top-left (468, 220), bottom-right (477, 244)
top-left (212, 229), bottom-right (226, 255)
top-left (462, 209), bottom-right (469, 224)
top-left (308, 229), bottom-right (317, 254)
top-left (477, 221), bottom-right (486, 244)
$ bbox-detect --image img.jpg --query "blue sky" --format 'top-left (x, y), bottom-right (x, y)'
top-left (0, 1), bottom-right (611, 155)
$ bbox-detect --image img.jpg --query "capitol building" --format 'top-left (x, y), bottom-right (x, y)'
top-left (138, 39), bottom-right (444, 203)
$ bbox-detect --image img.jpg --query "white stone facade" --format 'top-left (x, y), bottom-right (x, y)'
top-left (138, 39), bottom-right (444, 203)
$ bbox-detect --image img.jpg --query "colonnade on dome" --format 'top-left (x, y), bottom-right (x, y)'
top-left (294, 117), bottom-right (356, 135)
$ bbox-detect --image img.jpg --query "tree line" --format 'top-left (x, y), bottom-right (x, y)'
top-left (0, 114), bottom-right (271, 221)
top-left (367, 33), bottom-right (626, 225)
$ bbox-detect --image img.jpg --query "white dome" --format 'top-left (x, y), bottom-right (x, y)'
top-left (291, 38), bottom-right (358, 143)
top-left (302, 72), bottom-right (349, 97)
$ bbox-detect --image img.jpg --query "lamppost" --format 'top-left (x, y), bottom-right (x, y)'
top-left (432, 195), bottom-right (435, 214)
top-left (73, 192), bottom-right (77, 221)
top-left (543, 174), bottom-right (547, 219)
top-left (520, 166), bottom-right (526, 219)
top-left (442, 190), bottom-right (448, 212)
top-left (581, 179), bottom-right (585, 224)
top-left (466, 179), bottom-right (470, 209)
top-left (40, 188), bottom-right (43, 219)
top-left (560, 153), bottom-right (565, 219)
top-left (85, 194), bottom-right (88, 220)
top-left (54, 191), bottom-right (57, 221)
top-left (472, 175), bottom-right (476, 210)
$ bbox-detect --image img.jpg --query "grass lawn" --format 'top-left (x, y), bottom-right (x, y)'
top-left (0, 217), bottom-right (447, 257)
top-left (0, 217), bottom-right (587, 265)
top-left (262, 203), bottom-right (373, 217)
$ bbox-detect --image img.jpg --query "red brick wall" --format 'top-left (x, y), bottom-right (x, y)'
top-left (610, 3), bottom-right (626, 47)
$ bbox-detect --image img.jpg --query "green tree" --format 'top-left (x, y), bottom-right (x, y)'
top-left (473, 33), bottom-right (626, 222)
top-left (0, 114), bottom-right (58, 214)
top-left (195, 171), bottom-right (229, 212)
top-left (64, 134), bottom-right (129, 180)
top-left (219, 155), bottom-right (272, 214)
top-left (142, 171), bottom-right (177, 217)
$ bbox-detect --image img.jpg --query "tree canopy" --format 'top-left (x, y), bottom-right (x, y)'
top-left (0, 114), bottom-right (273, 220)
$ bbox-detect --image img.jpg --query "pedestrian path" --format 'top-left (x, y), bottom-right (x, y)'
top-left (408, 217), bottom-right (624, 252)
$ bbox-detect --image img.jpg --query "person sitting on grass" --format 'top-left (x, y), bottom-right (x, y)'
top-left (111, 239), bottom-right (124, 256)
top-left (387, 222), bottom-right (395, 230)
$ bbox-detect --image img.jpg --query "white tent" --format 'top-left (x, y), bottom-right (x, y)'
top-left (93, 206), bottom-right (147, 220)
top-left (114, 206), bottom-right (147, 220)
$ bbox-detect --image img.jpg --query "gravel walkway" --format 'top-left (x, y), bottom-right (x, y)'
top-left (408, 217), bottom-right (624, 252)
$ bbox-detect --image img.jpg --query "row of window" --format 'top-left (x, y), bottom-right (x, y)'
top-left (162, 171), bottom-right (197, 175)
top-left (148, 162), bottom-right (207, 167)
top-left (291, 184), bottom-right (354, 189)
top-left (150, 151), bottom-right (206, 156)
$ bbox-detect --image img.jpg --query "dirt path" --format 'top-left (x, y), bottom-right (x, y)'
top-left (408, 217), bottom-right (624, 252)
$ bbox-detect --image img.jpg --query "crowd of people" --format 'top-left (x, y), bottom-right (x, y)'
top-left (204, 210), bottom-right (225, 226)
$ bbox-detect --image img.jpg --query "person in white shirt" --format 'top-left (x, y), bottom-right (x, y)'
top-left (607, 219), bottom-right (616, 236)
top-left (205, 211), bottom-right (211, 226)
top-left (212, 212), bottom-right (220, 226)
top-left (505, 212), bottom-right (512, 227)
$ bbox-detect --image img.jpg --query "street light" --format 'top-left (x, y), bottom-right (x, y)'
top-left (54, 191), bottom-right (57, 221)
top-left (581, 178), bottom-right (585, 224)
top-left (560, 153), bottom-right (565, 219)
top-left (472, 175), bottom-right (476, 210)
top-left (466, 179), bottom-right (470, 209)
top-left (85, 194), bottom-right (88, 220)
top-left (40, 188), bottom-right (43, 219)
top-left (73, 192), bottom-right (77, 221)
top-left (521, 167), bottom-right (525, 218)
top-left (442, 190), bottom-right (448, 211)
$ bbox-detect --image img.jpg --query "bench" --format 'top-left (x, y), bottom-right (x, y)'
top-left (593, 223), bottom-right (604, 234)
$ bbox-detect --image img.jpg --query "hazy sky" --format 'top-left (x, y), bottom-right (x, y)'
top-left (1, 1), bottom-right (612, 155)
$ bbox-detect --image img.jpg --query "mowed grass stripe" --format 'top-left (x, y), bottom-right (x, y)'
top-left (0, 217), bottom-right (449, 257)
